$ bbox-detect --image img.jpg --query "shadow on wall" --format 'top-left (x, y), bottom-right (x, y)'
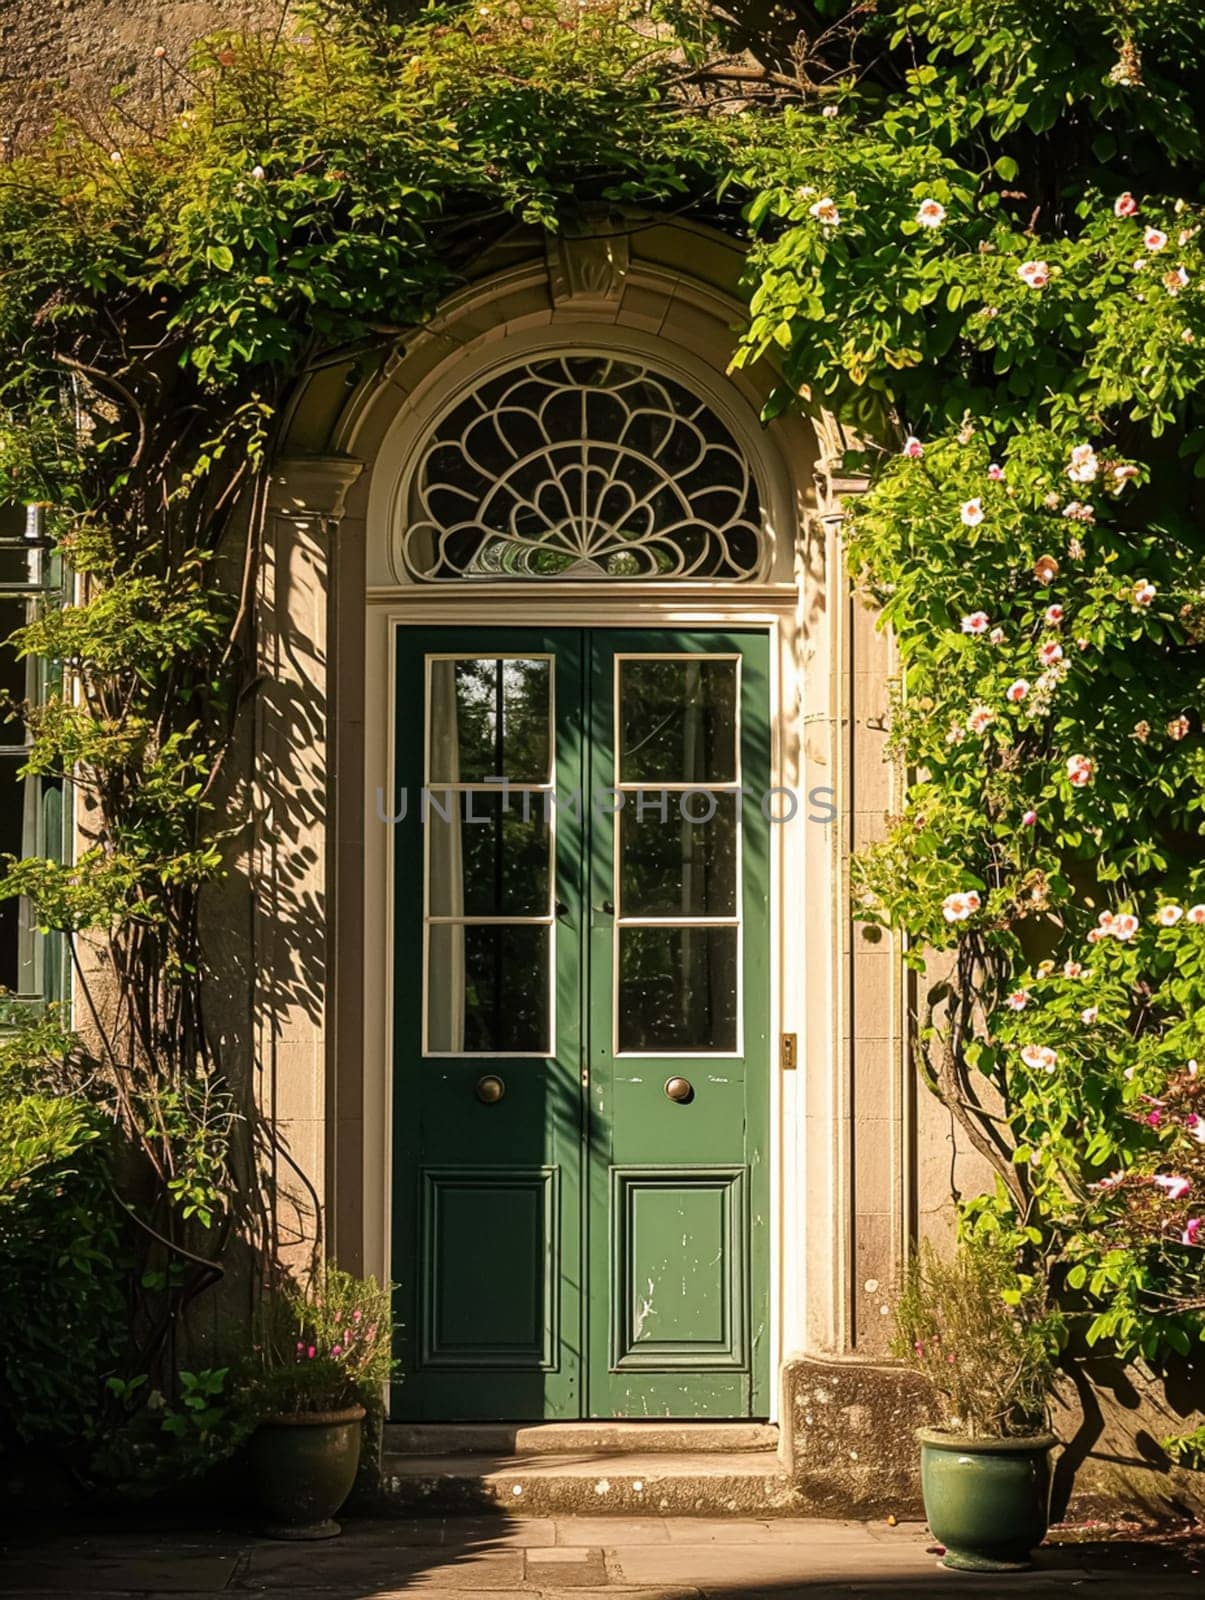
top-left (1052, 1347), bottom-right (1205, 1525)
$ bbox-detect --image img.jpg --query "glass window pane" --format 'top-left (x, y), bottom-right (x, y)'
top-left (0, 597), bottom-right (36, 735)
top-left (619, 658), bottom-right (737, 784)
top-left (428, 924), bottom-right (550, 1054)
top-left (428, 795), bottom-right (550, 917)
top-left (620, 793), bottom-right (737, 917)
top-left (0, 760), bottom-right (57, 997)
top-left (0, 544), bottom-right (40, 587)
top-left (428, 657), bottom-right (551, 783)
top-left (617, 926), bottom-right (738, 1053)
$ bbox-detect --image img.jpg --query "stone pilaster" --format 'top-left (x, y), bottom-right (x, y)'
top-left (255, 455), bottom-right (362, 1268)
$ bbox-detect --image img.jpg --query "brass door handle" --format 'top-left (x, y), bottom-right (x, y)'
top-left (664, 1076), bottom-right (693, 1103)
top-left (475, 1074), bottom-right (506, 1104)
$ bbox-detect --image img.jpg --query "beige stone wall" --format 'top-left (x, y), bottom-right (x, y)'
top-left (0, 0), bottom-right (279, 147)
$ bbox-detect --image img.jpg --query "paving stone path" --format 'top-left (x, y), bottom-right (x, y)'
top-left (1, 1515), bottom-right (1203, 1598)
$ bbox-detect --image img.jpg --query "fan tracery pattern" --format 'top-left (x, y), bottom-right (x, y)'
top-left (400, 356), bottom-right (764, 581)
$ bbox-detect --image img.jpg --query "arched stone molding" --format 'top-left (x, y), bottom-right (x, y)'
top-left (260, 217), bottom-right (911, 1412)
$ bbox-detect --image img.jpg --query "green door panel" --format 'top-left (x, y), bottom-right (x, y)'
top-left (391, 627), bottom-right (769, 1421)
top-left (585, 631), bottom-right (770, 1419)
top-left (391, 630), bottom-right (585, 1420)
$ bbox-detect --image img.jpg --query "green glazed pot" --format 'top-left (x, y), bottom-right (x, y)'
top-left (248, 1405), bottom-right (365, 1540)
top-left (917, 1428), bottom-right (1057, 1573)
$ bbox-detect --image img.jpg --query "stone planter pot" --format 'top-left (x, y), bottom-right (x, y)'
top-left (917, 1427), bottom-right (1057, 1572)
top-left (248, 1405), bottom-right (366, 1539)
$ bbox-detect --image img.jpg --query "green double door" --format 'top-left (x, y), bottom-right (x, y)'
top-left (391, 628), bottom-right (770, 1420)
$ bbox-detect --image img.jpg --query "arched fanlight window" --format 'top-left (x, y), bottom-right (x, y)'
top-left (400, 355), bottom-right (765, 581)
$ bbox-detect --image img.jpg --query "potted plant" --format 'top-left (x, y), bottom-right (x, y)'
top-left (893, 1236), bottom-right (1059, 1573)
top-left (246, 1264), bottom-right (392, 1539)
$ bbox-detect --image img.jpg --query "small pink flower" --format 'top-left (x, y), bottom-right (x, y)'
top-left (961, 611), bottom-right (990, 634)
top-left (960, 498), bottom-right (985, 527)
top-left (1067, 444), bottom-right (1099, 484)
top-left (1022, 809), bottom-right (1037, 826)
top-left (917, 198), bottom-right (947, 228)
top-left (1114, 192), bottom-right (1139, 219)
top-left (1111, 463), bottom-right (1140, 489)
top-left (809, 196), bottom-right (841, 227)
top-left (942, 889), bottom-right (981, 923)
top-left (1039, 641), bottom-right (1064, 667)
top-left (1132, 578), bottom-right (1156, 607)
top-left (1133, 720), bottom-right (1151, 743)
top-left (1044, 604), bottom-right (1064, 626)
top-left (307, 1345), bottom-right (317, 1359)
top-left (1157, 904), bottom-right (1184, 927)
top-left (1184, 1218), bottom-right (1202, 1246)
top-left (1066, 753), bottom-right (1095, 787)
top-left (967, 705), bottom-right (995, 734)
top-left (989, 626), bottom-right (1006, 644)
top-left (1021, 1043), bottom-right (1058, 1073)
top-left (1153, 1174), bottom-right (1191, 1201)
top-left (332, 1344), bottom-right (343, 1357)
top-left (1144, 227), bottom-right (1168, 252)
top-left (1007, 679), bottom-right (1030, 703)
top-left (987, 463), bottom-right (1005, 481)
top-left (1146, 1109), bottom-right (1164, 1127)
top-left (1187, 1115), bottom-right (1205, 1145)
top-left (1168, 715), bottom-right (1191, 741)
top-left (1114, 913), bottom-right (1139, 941)
top-left (1063, 960), bottom-right (1084, 978)
top-left (1187, 905), bottom-right (1205, 925)
top-left (1006, 990), bottom-right (1030, 1011)
top-left (1081, 1006), bottom-right (1098, 1025)
top-left (902, 435), bottom-right (924, 458)
top-left (1165, 266), bottom-right (1189, 295)
top-left (1018, 260), bottom-right (1050, 288)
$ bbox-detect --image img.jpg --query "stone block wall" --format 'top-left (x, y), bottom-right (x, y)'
top-left (0, 0), bottom-right (277, 146)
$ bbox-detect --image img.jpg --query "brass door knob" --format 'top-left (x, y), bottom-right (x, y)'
top-left (664, 1076), bottom-right (694, 1103)
top-left (475, 1074), bottom-right (506, 1104)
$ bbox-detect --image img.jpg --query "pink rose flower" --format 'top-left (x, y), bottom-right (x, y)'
top-left (902, 436), bottom-right (924, 458)
top-left (1144, 227), bottom-right (1168, 252)
top-left (1007, 679), bottom-right (1030, 703)
top-left (1153, 1174), bottom-right (1191, 1201)
top-left (1114, 192), bottom-right (1139, 218)
top-left (961, 611), bottom-right (990, 634)
top-left (1020, 1043), bottom-right (1058, 1073)
top-left (1066, 753), bottom-right (1095, 787)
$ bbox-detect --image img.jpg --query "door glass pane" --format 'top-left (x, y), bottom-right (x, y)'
top-left (620, 793), bottom-right (737, 917)
top-left (428, 796), bottom-right (550, 917)
top-left (428, 923), bottom-right (550, 1054)
top-left (617, 926), bottom-right (738, 1053)
top-left (428, 657), bottom-right (551, 783)
top-left (618, 658), bottom-right (737, 784)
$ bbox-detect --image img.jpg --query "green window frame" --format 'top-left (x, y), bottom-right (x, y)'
top-left (0, 502), bottom-right (66, 1009)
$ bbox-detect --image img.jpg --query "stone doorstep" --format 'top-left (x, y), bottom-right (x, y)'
top-left (379, 1447), bottom-right (803, 1518)
top-left (384, 1422), bottom-right (780, 1456)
